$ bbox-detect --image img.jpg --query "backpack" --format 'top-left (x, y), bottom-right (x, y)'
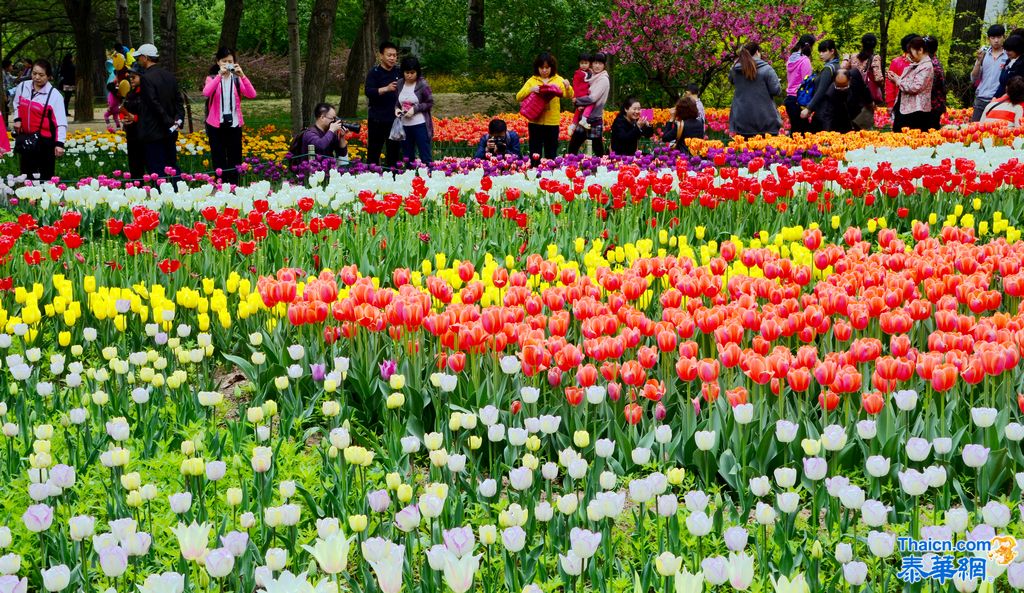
top-left (796, 63), bottom-right (836, 107)
top-left (287, 130), bottom-right (307, 157)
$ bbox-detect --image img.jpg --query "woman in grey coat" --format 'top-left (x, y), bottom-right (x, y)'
top-left (728, 42), bottom-right (782, 138)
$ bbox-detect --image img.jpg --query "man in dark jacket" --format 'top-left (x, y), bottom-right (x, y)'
top-left (474, 118), bottom-right (522, 158)
top-left (135, 43), bottom-right (184, 179)
top-left (363, 41), bottom-right (402, 168)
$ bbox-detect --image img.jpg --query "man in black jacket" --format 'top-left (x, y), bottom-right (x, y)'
top-left (363, 41), bottom-right (402, 168)
top-left (135, 43), bottom-right (184, 179)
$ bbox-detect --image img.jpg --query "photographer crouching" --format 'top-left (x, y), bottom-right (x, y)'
top-left (294, 102), bottom-right (359, 159)
top-left (474, 118), bottom-right (522, 159)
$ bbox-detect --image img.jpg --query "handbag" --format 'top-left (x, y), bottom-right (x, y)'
top-left (14, 86), bottom-right (53, 155)
top-left (388, 118), bottom-right (405, 142)
top-left (519, 91), bottom-right (548, 120)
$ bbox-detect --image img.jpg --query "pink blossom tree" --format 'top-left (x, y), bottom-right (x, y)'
top-left (589, 0), bottom-right (814, 102)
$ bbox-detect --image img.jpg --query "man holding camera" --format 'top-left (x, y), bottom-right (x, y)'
top-left (297, 102), bottom-right (353, 159)
top-left (135, 43), bottom-right (184, 179)
top-left (474, 118), bottom-right (522, 159)
top-left (364, 41), bottom-right (403, 168)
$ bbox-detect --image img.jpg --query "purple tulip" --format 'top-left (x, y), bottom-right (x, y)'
top-left (379, 359), bottom-right (397, 381)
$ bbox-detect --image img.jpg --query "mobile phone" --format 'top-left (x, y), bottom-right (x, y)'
top-left (641, 108), bottom-right (654, 121)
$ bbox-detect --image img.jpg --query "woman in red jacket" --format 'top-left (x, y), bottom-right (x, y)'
top-left (203, 47), bottom-right (256, 184)
top-left (11, 59), bottom-right (67, 181)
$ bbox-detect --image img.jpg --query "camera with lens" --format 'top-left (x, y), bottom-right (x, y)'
top-left (331, 118), bottom-right (361, 133)
top-left (492, 136), bottom-right (507, 154)
top-left (225, 64), bottom-right (237, 72)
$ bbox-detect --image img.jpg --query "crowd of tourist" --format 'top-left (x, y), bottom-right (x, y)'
top-left (3, 24), bottom-right (1024, 179)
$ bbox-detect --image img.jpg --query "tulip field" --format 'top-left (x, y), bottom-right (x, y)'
top-left (2, 115), bottom-right (1024, 593)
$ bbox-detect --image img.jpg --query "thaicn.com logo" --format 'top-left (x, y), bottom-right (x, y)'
top-left (897, 536), bottom-right (1019, 584)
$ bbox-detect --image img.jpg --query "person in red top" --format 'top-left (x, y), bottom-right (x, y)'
top-left (0, 111), bottom-right (9, 155)
top-left (570, 52), bottom-right (593, 133)
top-left (981, 77), bottom-right (1024, 128)
top-left (11, 59), bottom-right (67, 181)
top-left (885, 34), bottom-right (919, 112)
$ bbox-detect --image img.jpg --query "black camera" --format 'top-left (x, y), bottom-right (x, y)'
top-left (332, 118), bottom-right (361, 133)
top-left (491, 136), bottom-right (507, 154)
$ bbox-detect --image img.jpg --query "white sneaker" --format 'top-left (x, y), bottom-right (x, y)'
top-left (579, 119), bottom-right (591, 130)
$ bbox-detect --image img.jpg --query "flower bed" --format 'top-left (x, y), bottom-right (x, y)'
top-left (0, 136), bottom-right (1022, 592)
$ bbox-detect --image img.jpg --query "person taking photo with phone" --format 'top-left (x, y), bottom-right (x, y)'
top-left (364, 41), bottom-right (402, 168)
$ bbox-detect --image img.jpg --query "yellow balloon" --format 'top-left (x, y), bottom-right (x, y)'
top-left (112, 54), bottom-right (125, 71)
top-left (117, 79), bottom-right (130, 97)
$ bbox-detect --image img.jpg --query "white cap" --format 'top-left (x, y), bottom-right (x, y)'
top-left (136, 44), bottom-right (159, 58)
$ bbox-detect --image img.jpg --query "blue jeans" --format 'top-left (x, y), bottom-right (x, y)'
top-left (402, 123), bottom-right (432, 164)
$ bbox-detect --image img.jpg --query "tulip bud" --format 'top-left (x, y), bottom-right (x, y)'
top-left (348, 514), bottom-right (368, 532)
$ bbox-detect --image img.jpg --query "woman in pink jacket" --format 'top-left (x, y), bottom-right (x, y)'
top-left (785, 34), bottom-right (815, 134)
top-left (203, 47), bottom-right (256, 184)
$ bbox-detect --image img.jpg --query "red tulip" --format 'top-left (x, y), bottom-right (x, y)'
top-left (701, 382), bottom-right (720, 403)
top-left (786, 367), bottom-right (811, 392)
top-left (623, 403), bottom-right (643, 425)
top-left (158, 258), bottom-right (181, 274)
top-left (696, 358), bottom-right (719, 382)
top-left (930, 363), bottom-right (958, 392)
top-left (862, 391), bottom-right (884, 415)
top-left (620, 360), bottom-right (646, 387)
top-left (819, 390), bottom-right (839, 411)
top-left (726, 386), bottom-right (748, 407)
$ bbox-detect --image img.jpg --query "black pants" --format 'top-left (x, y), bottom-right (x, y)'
top-left (19, 137), bottom-right (56, 181)
top-left (207, 124), bottom-right (244, 184)
top-left (125, 126), bottom-right (146, 180)
top-left (367, 118), bottom-right (401, 168)
top-left (143, 133), bottom-right (179, 179)
top-left (785, 96), bottom-right (809, 134)
top-left (898, 110), bottom-right (931, 131)
top-left (527, 123), bottom-right (560, 165)
top-left (566, 129), bottom-right (605, 157)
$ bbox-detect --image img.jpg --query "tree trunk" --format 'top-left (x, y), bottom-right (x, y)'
top-left (287, 0), bottom-right (304, 134)
top-left (301, 0), bottom-right (340, 125)
top-left (140, 0), bottom-right (155, 44)
top-left (219, 0), bottom-right (244, 50)
top-left (339, 0), bottom-right (389, 118)
top-left (159, 0), bottom-right (178, 76)
top-left (63, 0), bottom-right (96, 121)
top-left (116, 0), bottom-right (132, 46)
top-left (467, 0), bottom-right (484, 50)
top-left (878, 0), bottom-right (893, 68)
top-left (951, 0), bottom-right (986, 71)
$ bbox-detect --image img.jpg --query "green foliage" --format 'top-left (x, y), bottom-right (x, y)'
top-left (178, 0), bottom-right (229, 58)
top-left (390, 0), bottom-right (470, 73)
top-left (479, 0), bottom-right (608, 77)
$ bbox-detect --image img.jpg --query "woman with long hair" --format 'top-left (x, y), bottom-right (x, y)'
top-left (728, 42), bottom-right (783, 138)
top-left (847, 33), bottom-right (884, 129)
top-left (661, 95), bottom-right (704, 154)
